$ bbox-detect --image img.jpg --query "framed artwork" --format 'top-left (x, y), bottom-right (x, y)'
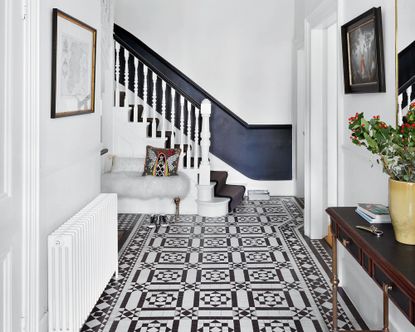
top-left (341, 7), bottom-right (386, 94)
top-left (51, 8), bottom-right (97, 118)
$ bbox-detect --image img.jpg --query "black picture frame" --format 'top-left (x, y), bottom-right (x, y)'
top-left (341, 7), bottom-right (386, 94)
top-left (51, 8), bottom-right (97, 118)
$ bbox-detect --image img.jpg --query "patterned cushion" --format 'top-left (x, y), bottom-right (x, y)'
top-left (143, 145), bottom-right (181, 176)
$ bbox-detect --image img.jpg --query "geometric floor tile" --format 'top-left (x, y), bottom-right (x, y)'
top-left (81, 197), bottom-right (365, 332)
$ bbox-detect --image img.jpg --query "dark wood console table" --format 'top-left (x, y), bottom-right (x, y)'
top-left (326, 207), bottom-right (415, 332)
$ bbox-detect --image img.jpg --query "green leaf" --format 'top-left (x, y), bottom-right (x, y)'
top-left (364, 133), bottom-right (378, 151)
top-left (361, 118), bottom-right (370, 128)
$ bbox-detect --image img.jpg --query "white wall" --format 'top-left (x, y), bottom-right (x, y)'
top-left (397, 0), bottom-right (415, 51)
top-left (337, 0), bottom-right (395, 207)
top-left (115, 0), bottom-right (295, 125)
top-left (38, 1), bottom-right (112, 329)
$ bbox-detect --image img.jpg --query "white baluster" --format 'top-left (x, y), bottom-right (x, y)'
top-left (194, 107), bottom-right (200, 169)
top-left (199, 99), bottom-right (211, 185)
top-left (186, 101), bottom-right (192, 168)
top-left (398, 94), bottom-right (404, 126)
top-left (133, 57), bottom-right (139, 122)
top-left (180, 96), bottom-right (185, 154)
top-left (161, 81), bottom-right (167, 141)
top-left (114, 42), bottom-right (121, 107)
top-left (152, 72), bottom-right (157, 137)
top-left (170, 88), bottom-right (176, 148)
top-left (123, 48), bottom-right (129, 107)
top-left (143, 64), bottom-right (149, 126)
top-left (407, 85), bottom-right (413, 109)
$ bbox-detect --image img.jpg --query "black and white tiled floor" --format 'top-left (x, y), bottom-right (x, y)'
top-left (82, 197), bottom-right (364, 332)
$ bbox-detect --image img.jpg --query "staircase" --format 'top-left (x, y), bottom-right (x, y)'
top-left (114, 25), bottom-right (292, 182)
top-left (112, 40), bottom-right (245, 217)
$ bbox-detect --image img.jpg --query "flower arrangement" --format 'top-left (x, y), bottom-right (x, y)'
top-left (348, 102), bottom-right (415, 183)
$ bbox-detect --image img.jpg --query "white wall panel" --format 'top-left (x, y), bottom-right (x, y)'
top-left (0, 0), bottom-right (4, 196)
top-left (0, 251), bottom-right (12, 332)
top-left (0, 0), bottom-right (11, 198)
top-left (397, 0), bottom-right (415, 52)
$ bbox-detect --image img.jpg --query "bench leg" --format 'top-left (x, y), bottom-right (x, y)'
top-left (174, 197), bottom-right (180, 222)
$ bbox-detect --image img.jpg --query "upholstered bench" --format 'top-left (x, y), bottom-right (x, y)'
top-left (101, 155), bottom-right (190, 215)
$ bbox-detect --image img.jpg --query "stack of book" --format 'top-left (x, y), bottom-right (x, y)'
top-left (248, 190), bottom-right (270, 201)
top-left (356, 203), bottom-right (391, 223)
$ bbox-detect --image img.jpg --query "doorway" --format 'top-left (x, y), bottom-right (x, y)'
top-left (303, 2), bottom-right (338, 239)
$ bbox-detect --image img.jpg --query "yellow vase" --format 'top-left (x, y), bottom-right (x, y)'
top-left (389, 179), bottom-right (415, 245)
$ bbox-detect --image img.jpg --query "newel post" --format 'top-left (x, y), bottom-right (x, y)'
top-left (199, 99), bottom-right (211, 185)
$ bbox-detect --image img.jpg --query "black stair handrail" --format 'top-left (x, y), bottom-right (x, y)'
top-left (399, 75), bottom-right (415, 95)
top-left (114, 35), bottom-right (201, 108)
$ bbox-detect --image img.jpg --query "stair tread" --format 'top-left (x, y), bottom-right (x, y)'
top-left (198, 197), bottom-right (230, 204)
top-left (217, 184), bottom-right (245, 195)
top-left (211, 171), bottom-right (228, 179)
top-left (216, 185), bottom-right (245, 202)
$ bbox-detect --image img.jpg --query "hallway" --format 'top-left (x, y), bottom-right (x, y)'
top-left (82, 197), bottom-right (363, 332)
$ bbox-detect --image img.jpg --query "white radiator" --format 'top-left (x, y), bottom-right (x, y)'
top-left (48, 194), bottom-right (118, 332)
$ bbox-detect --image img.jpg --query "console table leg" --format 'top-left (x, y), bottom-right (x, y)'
top-left (332, 231), bottom-right (339, 332)
top-left (383, 283), bottom-right (392, 332)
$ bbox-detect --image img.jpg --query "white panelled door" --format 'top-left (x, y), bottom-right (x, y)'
top-left (0, 0), bottom-right (26, 331)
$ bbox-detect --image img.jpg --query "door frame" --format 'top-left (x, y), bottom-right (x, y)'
top-left (304, 0), bottom-right (338, 239)
top-left (22, 0), bottom-right (40, 330)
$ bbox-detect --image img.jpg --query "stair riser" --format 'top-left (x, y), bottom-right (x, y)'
top-left (197, 202), bottom-right (228, 218)
top-left (197, 184), bottom-right (215, 202)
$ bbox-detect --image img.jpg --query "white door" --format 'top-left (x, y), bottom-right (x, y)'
top-left (0, 0), bottom-right (26, 331)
